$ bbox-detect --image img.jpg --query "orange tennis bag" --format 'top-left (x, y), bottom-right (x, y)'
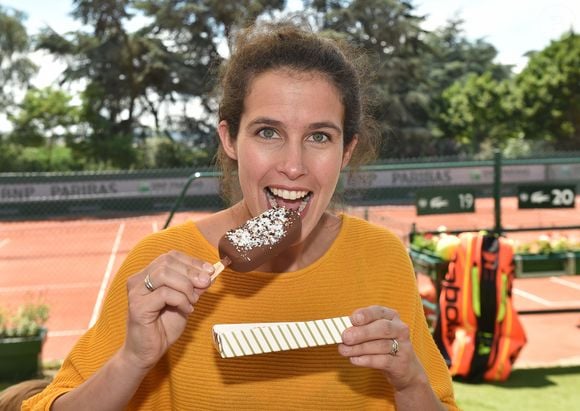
top-left (434, 232), bottom-right (527, 382)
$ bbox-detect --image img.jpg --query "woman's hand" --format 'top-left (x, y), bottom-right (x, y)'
top-left (338, 305), bottom-right (427, 391)
top-left (122, 250), bottom-right (213, 370)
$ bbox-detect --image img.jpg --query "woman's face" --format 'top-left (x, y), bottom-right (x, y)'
top-left (218, 69), bottom-right (357, 241)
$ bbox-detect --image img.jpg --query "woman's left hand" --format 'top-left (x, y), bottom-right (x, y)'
top-left (338, 305), bottom-right (427, 391)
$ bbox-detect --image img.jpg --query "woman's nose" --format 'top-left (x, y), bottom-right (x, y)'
top-left (276, 143), bottom-right (308, 180)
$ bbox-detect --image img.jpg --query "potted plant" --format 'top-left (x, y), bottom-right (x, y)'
top-left (513, 234), bottom-right (580, 276)
top-left (0, 303), bottom-right (49, 381)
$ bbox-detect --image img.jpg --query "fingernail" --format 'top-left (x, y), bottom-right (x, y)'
top-left (354, 313), bottom-right (364, 324)
top-left (199, 273), bottom-right (210, 285)
top-left (342, 330), bottom-right (353, 343)
top-left (202, 262), bottom-right (215, 274)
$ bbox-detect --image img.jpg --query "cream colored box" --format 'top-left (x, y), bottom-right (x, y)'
top-left (212, 316), bottom-right (353, 358)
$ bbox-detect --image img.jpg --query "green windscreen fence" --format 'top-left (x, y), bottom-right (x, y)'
top-left (1, 154), bottom-right (579, 220)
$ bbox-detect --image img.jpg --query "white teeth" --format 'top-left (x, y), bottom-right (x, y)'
top-left (298, 198), bottom-right (308, 213)
top-left (269, 187), bottom-right (309, 200)
top-left (268, 193), bottom-right (278, 208)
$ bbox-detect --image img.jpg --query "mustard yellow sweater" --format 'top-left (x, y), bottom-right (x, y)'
top-left (24, 214), bottom-right (457, 410)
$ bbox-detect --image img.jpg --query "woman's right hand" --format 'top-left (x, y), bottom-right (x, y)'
top-left (122, 250), bottom-right (213, 370)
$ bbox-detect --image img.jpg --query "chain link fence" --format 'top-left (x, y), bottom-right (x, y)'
top-left (1, 153), bottom-right (579, 361)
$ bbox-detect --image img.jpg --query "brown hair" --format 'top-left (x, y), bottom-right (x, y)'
top-left (215, 20), bottom-right (380, 203)
top-left (0, 379), bottom-right (50, 410)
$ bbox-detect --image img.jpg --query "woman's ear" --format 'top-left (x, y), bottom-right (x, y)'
top-left (218, 120), bottom-right (238, 160)
top-left (341, 135), bottom-right (358, 169)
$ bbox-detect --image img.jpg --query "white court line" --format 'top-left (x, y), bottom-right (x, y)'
top-left (513, 288), bottom-right (580, 307)
top-left (550, 276), bottom-right (580, 291)
top-left (0, 282), bottom-right (100, 293)
top-left (48, 329), bottom-right (87, 337)
top-left (513, 288), bottom-right (552, 306)
top-left (0, 239), bottom-right (10, 249)
top-left (89, 222), bottom-right (125, 328)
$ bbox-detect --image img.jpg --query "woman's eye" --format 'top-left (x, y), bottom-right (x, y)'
top-left (258, 128), bottom-right (277, 139)
top-left (309, 133), bottom-right (329, 143)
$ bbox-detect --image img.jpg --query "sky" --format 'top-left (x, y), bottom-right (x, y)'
top-left (1, 0), bottom-right (578, 87)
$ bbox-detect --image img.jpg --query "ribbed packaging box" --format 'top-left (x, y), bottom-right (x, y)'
top-left (212, 316), bottom-right (352, 358)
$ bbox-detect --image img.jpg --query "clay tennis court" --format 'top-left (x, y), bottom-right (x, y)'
top-left (0, 198), bottom-right (579, 366)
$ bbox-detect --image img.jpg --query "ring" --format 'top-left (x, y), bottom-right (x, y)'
top-left (389, 339), bottom-right (399, 356)
top-left (144, 273), bottom-right (156, 292)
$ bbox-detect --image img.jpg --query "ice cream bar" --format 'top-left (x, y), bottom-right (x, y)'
top-left (211, 207), bottom-right (301, 280)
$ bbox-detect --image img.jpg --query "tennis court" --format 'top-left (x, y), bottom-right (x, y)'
top-left (0, 198), bottom-right (578, 365)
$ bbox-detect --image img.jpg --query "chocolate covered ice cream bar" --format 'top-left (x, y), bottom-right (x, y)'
top-left (211, 207), bottom-right (301, 279)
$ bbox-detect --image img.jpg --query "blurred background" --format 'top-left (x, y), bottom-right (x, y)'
top-left (0, 0), bottom-right (579, 170)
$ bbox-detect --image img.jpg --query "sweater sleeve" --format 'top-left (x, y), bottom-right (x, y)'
top-left (377, 226), bottom-right (458, 410)
top-left (22, 224), bottom-right (195, 410)
top-left (354, 219), bottom-right (458, 409)
top-left (409, 275), bottom-right (459, 410)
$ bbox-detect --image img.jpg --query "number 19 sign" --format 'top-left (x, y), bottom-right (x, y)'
top-left (518, 185), bottom-right (576, 209)
top-left (415, 188), bottom-right (476, 215)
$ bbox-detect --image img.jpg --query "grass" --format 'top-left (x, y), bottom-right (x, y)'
top-left (2, 365), bottom-right (580, 409)
top-left (453, 366), bottom-right (580, 410)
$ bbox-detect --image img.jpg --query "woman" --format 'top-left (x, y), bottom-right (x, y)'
top-left (24, 21), bottom-right (457, 410)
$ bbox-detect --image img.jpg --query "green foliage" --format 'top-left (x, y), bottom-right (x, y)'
top-left (24, 0), bottom-right (288, 171)
top-left (132, 136), bottom-right (212, 168)
top-left (18, 146), bottom-right (77, 172)
top-left (0, 303), bottom-right (49, 338)
top-left (425, 19), bottom-right (510, 94)
top-left (8, 87), bottom-right (82, 147)
top-left (154, 140), bottom-right (210, 168)
top-left (516, 31), bottom-right (580, 150)
top-left (425, 19), bottom-right (513, 155)
top-left (1, 1), bottom-right (578, 171)
top-left (0, 6), bottom-right (37, 111)
top-left (0, 142), bottom-right (22, 172)
top-left (514, 234), bottom-right (580, 255)
top-left (477, 135), bottom-right (552, 160)
top-left (436, 71), bottom-right (520, 155)
top-left (310, 0), bottom-right (432, 158)
top-left (1, 86), bottom-right (87, 172)
top-left (411, 233), bottom-right (438, 253)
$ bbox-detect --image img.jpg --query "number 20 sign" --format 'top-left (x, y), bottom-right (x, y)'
top-left (518, 185), bottom-right (576, 209)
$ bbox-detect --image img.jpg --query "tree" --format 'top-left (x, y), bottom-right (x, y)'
top-left (302, 2), bottom-right (514, 158)
top-left (436, 71), bottom-right (520, 156)
top-left (8, 87), bottom-right (82, 147)
top-left (424, 19), bottom-right (511, 96)
top-left (425, 19), bottom-right (514, 156)
top-left (134, 0), bottom-right (287, 150)
top-left (35, 0), bottom-right (287, 169)
top-left (516, 31), bottom-right (580, 151)
top-left (0, 6), bottom-right (37, 112)
top-left (3, 87), bottom-right (85, 171)
top-left (304, 0), bottom-right (433, 158)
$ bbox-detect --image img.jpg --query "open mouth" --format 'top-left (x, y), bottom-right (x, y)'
top-left (266, 187), bottom-right (312, 213)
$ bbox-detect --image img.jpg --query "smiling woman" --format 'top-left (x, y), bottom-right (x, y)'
top-left (218, 69), bottom-right (354, 241)
top-left (23, 21), bottom-right (458, 411)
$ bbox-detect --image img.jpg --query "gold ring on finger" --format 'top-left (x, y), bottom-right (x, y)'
top-left (389, 338), bottom-right (399, 356)
top-left (144, 273), bottom-right (156, 292)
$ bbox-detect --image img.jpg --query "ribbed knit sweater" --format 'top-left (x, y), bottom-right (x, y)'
top-left (23, 214), bottom-right (457, 410)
